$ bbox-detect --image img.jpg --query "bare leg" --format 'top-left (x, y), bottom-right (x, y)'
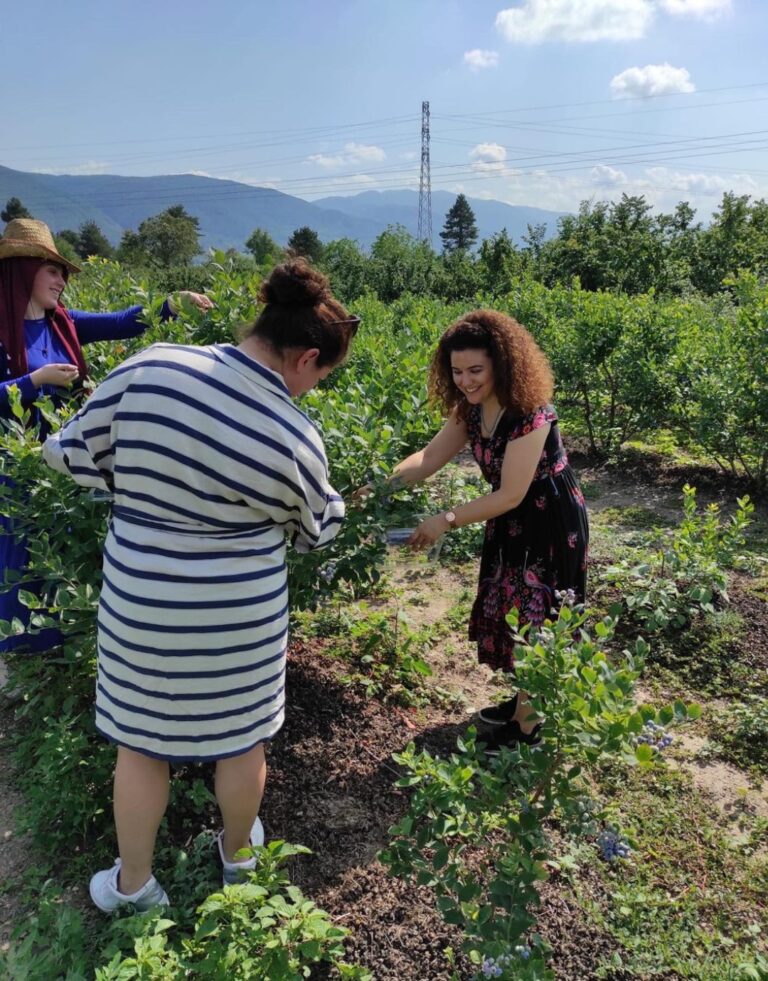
top-left (215, 743), bottom-right (267, 862)
top-left (113, 746), bottom-right (170, 894)
top-left (512, 690), bottom-right (543, 734)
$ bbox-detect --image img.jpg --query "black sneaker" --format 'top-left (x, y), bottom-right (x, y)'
top-left (477, 694), bottom-right (519, 726)
top-left (482, 719), bottom-right (543, 757)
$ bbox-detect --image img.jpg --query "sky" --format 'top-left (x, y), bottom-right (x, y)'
top-left (3, 0), bottom-right (768, 220)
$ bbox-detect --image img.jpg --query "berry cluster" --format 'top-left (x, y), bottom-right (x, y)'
top-left (633, 719), bottom-right (674, 752)
top-left (554, 587), bottom-right (578, 607)
top-left (480, 947), bottom-right (531, 977)
top-left (597, 828), bottom-right (631, 862)
top-left (318, 562), bottom-right (337, 584)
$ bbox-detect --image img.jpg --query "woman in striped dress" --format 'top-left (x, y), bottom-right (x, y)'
top-left (43, 259), bottom-right (358, 911)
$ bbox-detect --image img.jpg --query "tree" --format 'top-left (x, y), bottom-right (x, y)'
top-left (245, 227), bottom-right (281, 265)
top-left (440, 194), bottom-right (478, 253)
top-left (320, 238), bottom-right (369, 303)
top-left (57, 229), bottom-right (81, 249)
top-left (1, 197), bottom-right (32, 223)
top-left (116, 229), bottom-right (149, 268)
top-left (287, 226), bottom-right (324, 263)
top-left (368, 225), bottom-right (437, 302)
top-left (52, 234), bottom-right (79, 266)
top-left (478, 229), bottom-right (525, 293)
top-left (130, 205), bottom-right (201, 268)
top-left (692, 192), bottom-right (768, 293)
top-left (76, 220), bottom-right (114, 259)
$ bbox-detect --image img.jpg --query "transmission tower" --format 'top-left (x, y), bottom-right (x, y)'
top-left (417, 101), bottom-right (432, 244)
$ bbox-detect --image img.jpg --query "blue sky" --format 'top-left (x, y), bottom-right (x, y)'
top-left (4, 0), bottom-right (768, 218)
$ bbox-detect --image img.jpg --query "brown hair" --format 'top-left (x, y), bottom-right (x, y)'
top-left (248, 259), bottom-right (356, 368)
top-left (428, 309), bottom-right (554, 421)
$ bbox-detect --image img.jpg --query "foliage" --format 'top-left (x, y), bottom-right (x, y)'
top-left (287, 225), bottom-right (324, 263)
top-left (76, 219), bottom-right (116, 259)
top-left (0, 880), bottom-right (92, 980)
top-left (1, 196), bottom-right (32, 222)
top-left (330, 603), bottom-right (434, 706)
top-left (381, 602), bottom-right (700, 979)
top-left (94, 842), bottom-right (370, 980)
top-left (244, 226), bottom-right (282, 265)
top-left (367, 225), bottom-right (439, 302)
top-left (710, 696), bottom-right (768, 775)
top-left (669, 271), bottom-right (768, 492)
top-left (603, 486), bottom-right (753, 633)
top-left (117, 205), bottom-right (201, 269)
top-left (54, 232), bottom-right (81, 266)
top-left (320, 237), bottom-right (370, 303)
top-left (1, 844), bottom-right (369, 980)
top-left (440, 193), bottom-right (479, 254)
top-left (692, 192), bottom-right (768, 294)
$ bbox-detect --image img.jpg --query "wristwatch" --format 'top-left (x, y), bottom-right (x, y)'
top-left (444, 510), bottom-right (457, 529)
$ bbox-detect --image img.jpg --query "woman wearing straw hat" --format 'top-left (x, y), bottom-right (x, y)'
top-left (0, 218), bottom-right (212, 654)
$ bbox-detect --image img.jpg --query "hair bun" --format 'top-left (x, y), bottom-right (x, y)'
top-left (258, 259), bottom-right (330, 308)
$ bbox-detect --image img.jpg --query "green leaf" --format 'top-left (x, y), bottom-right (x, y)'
top-left (635, 744), bottom-right (654, 764)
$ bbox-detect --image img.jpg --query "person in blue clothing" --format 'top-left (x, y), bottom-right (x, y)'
top-left (0, 218), bottom-right (212, 653)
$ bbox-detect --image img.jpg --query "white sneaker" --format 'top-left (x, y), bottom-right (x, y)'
top-left (217, 816), bottom-right (265, 886)
top-left (89, 859), bottom-right (169, 912)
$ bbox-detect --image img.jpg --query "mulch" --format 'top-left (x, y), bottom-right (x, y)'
top-left (259, 644), bottom-right (628, 980)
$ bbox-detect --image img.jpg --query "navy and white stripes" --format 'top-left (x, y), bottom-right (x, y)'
top-left (43, 342), bottom-right (344, 761)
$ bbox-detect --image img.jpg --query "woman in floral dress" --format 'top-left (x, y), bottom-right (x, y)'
top-left (388, 310), bottom-right (588, 754)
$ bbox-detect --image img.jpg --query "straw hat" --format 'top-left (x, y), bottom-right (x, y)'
top-left (0, 218), bottom-right (81, 274)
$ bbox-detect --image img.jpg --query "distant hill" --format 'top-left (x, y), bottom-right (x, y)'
top-left (313, 189), bottom-right (569, 250)
top-left (0, 165), bottom-right (567, 252)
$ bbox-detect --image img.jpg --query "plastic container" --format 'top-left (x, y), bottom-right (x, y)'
top-left (384, 526), bottom-right (443, 562)
top-left (385, 527), bottom-right (415, 545)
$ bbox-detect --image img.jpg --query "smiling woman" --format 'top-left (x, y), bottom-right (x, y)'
top-left (374, 309), bottom-right (589, 756)
top-left (0, 218), bottom-right (213, 654)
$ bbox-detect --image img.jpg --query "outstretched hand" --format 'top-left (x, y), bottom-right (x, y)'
top-left (409, 514), bottom-right (448, 548)
top-left (169, 291), bottom-right (215, 313)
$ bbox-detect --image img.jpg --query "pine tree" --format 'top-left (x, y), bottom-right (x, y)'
top-left (287, 226), bottom-right (323, 263)
top-left (1, 197), bottom-right (32, 223)
top-left (440, 194), bottom-right (478, 253)
top-left (76, 220), bottom-right (115, 259)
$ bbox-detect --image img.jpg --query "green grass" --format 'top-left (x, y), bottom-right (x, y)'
top-left (571, 764), bottom-right (768, 979)
top-left (592, 504), bottom-right (676, 531)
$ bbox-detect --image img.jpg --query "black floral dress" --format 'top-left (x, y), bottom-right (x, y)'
top-left (467, 404), bottom-right (589, 671)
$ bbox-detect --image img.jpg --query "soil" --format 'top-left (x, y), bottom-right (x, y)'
top-left (0, 456), bottom-right (766, 977)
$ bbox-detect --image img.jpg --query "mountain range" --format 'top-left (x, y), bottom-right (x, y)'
top-left (0, 164), bottom-right (568, 253)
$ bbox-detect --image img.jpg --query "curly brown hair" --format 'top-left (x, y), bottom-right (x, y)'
top-left (428, 309), bottom-right (554, 421)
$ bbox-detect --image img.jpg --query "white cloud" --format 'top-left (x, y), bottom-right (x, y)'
top-left (495, 0), bottom-right (654, 44)
top-left (307, 142), bottom-right (386, 169)
top-left (591, 164), bottom-right (628, 184)
top-left (657, 0), bottom-right (731, 19)
top-left (610, 63), bottom-right (695, 99)
top-left (470, 142), bottom-right (507, 169)
top-left (463, 48), bottom-right (500, 70)
top-left (644, 166), bottom-right (757, 195)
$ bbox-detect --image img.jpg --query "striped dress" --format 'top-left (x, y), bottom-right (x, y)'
top-left (42, 342), bottom-right (344, 762)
